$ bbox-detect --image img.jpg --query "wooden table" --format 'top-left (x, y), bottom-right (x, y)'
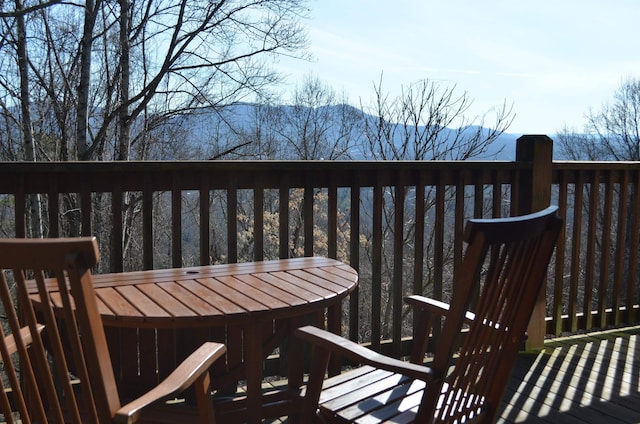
top-left (32, 257), bottom-right (357, 423)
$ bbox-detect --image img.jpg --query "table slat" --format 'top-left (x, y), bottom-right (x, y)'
top-left (180, 279), bottom-right (247, 315)
top-left (216, 275), bottom-right (290, 310)
top-left (136, 283), bottom-right (197, 322)
top-left (234, 274), bottom-right (308, 306)
top-left (114, 285), bottom-right (172, 319)
top-left (157, 280), bottom-right (225, 317)
top-left (271, 271), bottom-right (340, 299)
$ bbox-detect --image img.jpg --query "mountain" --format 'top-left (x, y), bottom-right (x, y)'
top-left (168, 102), bottom-right (523, 161)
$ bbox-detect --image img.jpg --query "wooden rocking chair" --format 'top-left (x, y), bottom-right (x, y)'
top-left (296, 206), bottom-right (562, 423)
top-left (0, 237), bottom-right (226, 424)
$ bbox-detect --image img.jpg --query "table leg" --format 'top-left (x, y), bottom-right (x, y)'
top-left (244, 323), bottom-right (262, 424)
top-left (327, 303), bottom-right (343, 377)
top-left (287, 315), bottom-right (305, 390)
top-left (221, 324), bottom-right (242, 395)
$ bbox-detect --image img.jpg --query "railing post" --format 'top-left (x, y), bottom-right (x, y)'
top-left (516, 135), bottom-right (553, 351)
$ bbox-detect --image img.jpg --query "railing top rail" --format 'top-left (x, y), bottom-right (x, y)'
top-left (0, 160), bottom-right (530, 193)
top-left (553, 160), bottom-right (640, 169)
top-left (0, 159), bottom-right (521, 170)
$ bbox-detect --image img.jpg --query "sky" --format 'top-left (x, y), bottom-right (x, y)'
top-left (274, 1), bottom-right (640, 135)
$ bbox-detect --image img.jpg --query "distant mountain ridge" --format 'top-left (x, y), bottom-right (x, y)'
top-left (172, 102), bottom-right (524, 160)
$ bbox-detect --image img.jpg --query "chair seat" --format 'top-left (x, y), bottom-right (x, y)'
top-left (135, 403), bottom-right (203, 424)
top-left (317, 366), bottom-right (488, 424)
top-left (318, 366), bottom-right (424, 423)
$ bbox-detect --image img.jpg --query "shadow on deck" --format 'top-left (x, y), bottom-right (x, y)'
top-left (500, 325), bottom-right (640, 423)
top-left (263, 326), bottom-right (640, 423)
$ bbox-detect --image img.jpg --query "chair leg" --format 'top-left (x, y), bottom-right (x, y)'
top-left (298, 345), bottom-right (331, 423)
top-left (194, 371), bottom-right (216, 424)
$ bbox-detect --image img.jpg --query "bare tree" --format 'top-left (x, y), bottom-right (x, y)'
top-left (356, 76), bottom-right (514, 339)
top-left (0, 0), bottom-right (309, 263)
top-left (556, 77), bottom-right (640, 319)
top-left (558, 77), bottom-right (640, 161)
top-left (13, 0), bottom-right (43, 237)
top-left (0, 0), bottom-right (310, 162)
top-left (231, 76), bottom-right (363, 161)
top-left (274, 74), bottom-right (362, 160)
top-left (359, 76), bottom-right (513, 161)
top-left (76, 0), bottom-right (99, 160)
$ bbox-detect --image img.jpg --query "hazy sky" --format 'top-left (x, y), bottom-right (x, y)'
top-left (275, 1), bottom-right (640, 135)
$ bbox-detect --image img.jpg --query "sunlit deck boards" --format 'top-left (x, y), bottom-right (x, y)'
top-left (261, 326), bottom-right (640, 423)
top-left (500, 325), bottom-right (640, 423)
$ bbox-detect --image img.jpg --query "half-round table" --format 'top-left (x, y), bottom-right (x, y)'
top-left (31, 256), bottom-right (358, 423)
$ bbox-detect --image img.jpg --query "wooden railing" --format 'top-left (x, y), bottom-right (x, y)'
top-left (550, 161), bottom-right (640, 333)
top-left (1, 135), bottom-right (639, 356)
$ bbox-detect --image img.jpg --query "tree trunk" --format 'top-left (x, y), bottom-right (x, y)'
top-left (15, 0), bottom-right (43, 237)
top-left (117, 0), bottom-right (130, 160)
top-left (77, 0), bottom-right (98, 160)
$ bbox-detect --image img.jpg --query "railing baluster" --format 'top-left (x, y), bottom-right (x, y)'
top-left (111, 178), bottom-right (124, 273)
top-left (474, 170), bottom-right (483, 219)
top-left (392, 176), bottom-right (404, 358)
top-left (553, 170), bottom-right (568, 335)
top-left (349, 180), bottom-right (360, 343)
top-left (15, 177), bottom-right (26, 238)
top-left (199, 174), bottom-right (211, 266)
top-left (371, 181), bottom-right (383, 350)
top-left (412, 172), bottom-right (426, 348)
top-left (510, 168), bottom-right (520, 216)
top-left (598, 170), bottom-right (614, 328)
top-left (327, 182), bottom-right (337, 259)
top-left (227, 183), bottom-right (238, 263)
top-left (432, 176), bottom-right (446, 342)
top-left (279, 184), bottom-right (289, 259)
top-left (171, 172), bottom-right (182, 268)
top-left (584, 170), bottom-right (600, 329)
top-left (414, 172), bottom-right (426, 296)
top-left (254, 186), bottom-right (264, 262)
top-left (434, 177), bottom-right (445, 304)
top-left (492, 170), bottom-right (501, 217)
top-left (48, 178), bottom-right (59, 238)
top-left (453, 171), bottom-right (465, 272)
top-left (568, 170), bottom-right (583, 333)
top-left (142, 177), bottom-right (153, 270)
top-left (627, 170), bottom-right (640, 324)
top-left (304, 179), bottom-right (313, 257)
top-left (612, 170), bottom-right (628, 326)
top-left (81, 181), bottom-right (92, 236)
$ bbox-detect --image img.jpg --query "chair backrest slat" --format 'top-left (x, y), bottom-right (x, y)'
top-left (0, 237), bottom-right (121, 423)
top-left (420, 206), bottom-right (562, 423)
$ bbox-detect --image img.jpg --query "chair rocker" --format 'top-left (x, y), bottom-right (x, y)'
top-left (0, 237), bottom-right (226, 424)
top-left (296, 206), bottom-right (562, 423)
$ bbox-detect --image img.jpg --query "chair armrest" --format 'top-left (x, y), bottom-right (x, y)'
top-left (295, 325), bottom-right (438, 382)
top-left (406, 295), bottom-right (513, 335)
top-left (405, 295), bottom-right (476, 325)
top-left (4, 324), bottom-right (45, 355)
top-left (113, 341), bottom-right (226, 424)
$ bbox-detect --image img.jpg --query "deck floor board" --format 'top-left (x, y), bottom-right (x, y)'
top-left (499, 325), bottom-right (640, 423)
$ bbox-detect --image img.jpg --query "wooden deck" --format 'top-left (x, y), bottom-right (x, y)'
top-left (499, 325), bottom-right (640, 423)
top-left (262, 325), bottom-right (640, 423)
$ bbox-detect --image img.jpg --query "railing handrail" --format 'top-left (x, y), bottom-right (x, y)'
top-left (0, 159), bottom-right (527, 191)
